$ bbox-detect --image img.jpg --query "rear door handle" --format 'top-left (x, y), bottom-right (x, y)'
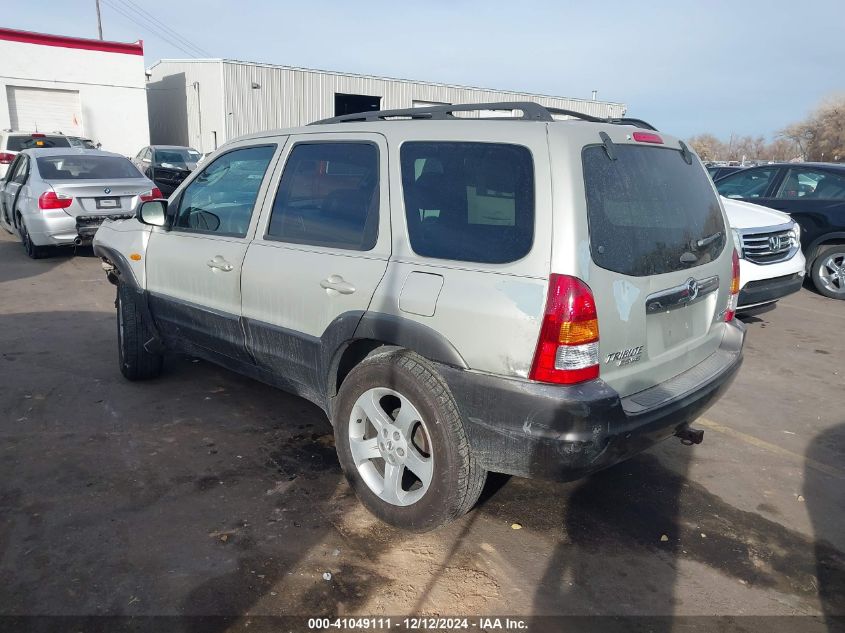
top-left (207, 256), bottom-right (234, 272)
top-left (320, 274), bottom-right (356, 295)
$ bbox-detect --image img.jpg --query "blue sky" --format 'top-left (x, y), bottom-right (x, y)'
top-left (4, 0), bottom-right (843, 139)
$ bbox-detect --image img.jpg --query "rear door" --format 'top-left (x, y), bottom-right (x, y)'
top-left (761, 166), bottom-right (845, 243)
top-left (145, 142), bottom-right (281, 362)
top-left (568, 132), bottom-right (733, 398)
top-left (241, 133), bottom-right (391, 396)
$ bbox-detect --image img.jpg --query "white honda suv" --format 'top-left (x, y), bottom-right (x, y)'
top-left (722, 197), bottom-right (805, 311)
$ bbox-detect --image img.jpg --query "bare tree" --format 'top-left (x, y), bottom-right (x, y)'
top-left (780, 95), bottom-right (845, 162)
top-left (687, 133), bottom-right (723, 161)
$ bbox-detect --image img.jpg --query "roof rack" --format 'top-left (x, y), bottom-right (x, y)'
top-left (310, 101), bottom-right (656, 130)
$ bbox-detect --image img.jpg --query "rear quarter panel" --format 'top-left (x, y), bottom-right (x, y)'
top-left (369, 122), bottom-right (553, 377)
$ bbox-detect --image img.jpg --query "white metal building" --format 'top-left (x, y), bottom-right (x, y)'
top-left (0, 27), bottom-right (150, 157)
top-left (147, 59), bottom-right (627, 153)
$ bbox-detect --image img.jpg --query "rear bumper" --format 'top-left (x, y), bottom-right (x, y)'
top-left (738, 272), bottom-right (804, 309)
top-left (438, 320), bottom-right (745, 481)
top-left (27, 212), bottom-right (133, 245)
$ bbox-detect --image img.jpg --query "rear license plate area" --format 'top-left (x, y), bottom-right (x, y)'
top-left (96, 197), bottom-right (120, 209)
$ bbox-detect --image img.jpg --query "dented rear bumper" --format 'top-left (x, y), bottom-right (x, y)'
top-left (438, 319), bottom-right (745, 481)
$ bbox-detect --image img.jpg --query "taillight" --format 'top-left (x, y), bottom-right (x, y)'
top-left (529, 274), bottom-right (600, 385)
top-left (38, 190), bottom-right (73, 210)
top-left (0, 152), bottom-right (15, 164)
top-left (632, 131), bottom-right (663, 144)
top-left (725, 248), bottom-right (740, 322)
top-left (139, 187), bottom-right (163, 202)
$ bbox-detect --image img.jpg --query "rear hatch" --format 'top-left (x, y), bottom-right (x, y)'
top-left (564, 128), bottom-right (732, 398)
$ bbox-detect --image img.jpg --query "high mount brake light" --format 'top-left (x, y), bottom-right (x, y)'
top-left (529, 274), bottom-right (600, 385)
top-left (632, 131), bottom-right (664, 144)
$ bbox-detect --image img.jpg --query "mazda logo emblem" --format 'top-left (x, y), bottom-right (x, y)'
top-left (685, 278), bottom-right (699, 302)
top-left (103, 187), bottom-right (111, 194)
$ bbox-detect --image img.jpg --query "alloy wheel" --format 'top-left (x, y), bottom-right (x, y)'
top-left (348, 387), bottom-right (434, 507)
top-left (818, 252), bottom-right (845, 296)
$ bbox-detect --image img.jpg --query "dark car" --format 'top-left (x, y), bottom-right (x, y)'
top-left (707, 165), bottom-right (745, 180)
top-left (715, 163), bottom-right (845, 299)
top-left (132, 145), bottom-right (201, 196)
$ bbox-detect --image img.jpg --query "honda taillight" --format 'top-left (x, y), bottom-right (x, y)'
top-left (38, 190), bottom-right (73, 210)
top-left (0, 152), bottom-right (15, 164)
top-left (139, 187), bottom-right (163, 202)
top-left (725, 249), bottom-right (740, 322)
top-left (529, 274), bottom-right (600, 385)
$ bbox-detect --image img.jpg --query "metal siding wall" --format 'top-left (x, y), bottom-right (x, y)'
top-left (220, 60), bottom-right (626, 140)
top-left (147, 60), bottom-right (224, 152)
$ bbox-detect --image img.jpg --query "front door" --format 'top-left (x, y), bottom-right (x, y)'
top-left (241, 134), bottom-right (391, 397)
top-left (145, 142), bottom-right (281, 362)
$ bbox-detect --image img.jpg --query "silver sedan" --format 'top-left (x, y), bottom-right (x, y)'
top-left (0, 148), bottom-right (159, 259)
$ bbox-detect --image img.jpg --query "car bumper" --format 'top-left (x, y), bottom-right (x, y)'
top-left (737, 252), bottom-right (805, 309)
top-left (437, 319), bottom-right (745, 481)
top-left (27, 212), bottom-right (134, 245)
top-left (738, 272), bottom-right (804, 309)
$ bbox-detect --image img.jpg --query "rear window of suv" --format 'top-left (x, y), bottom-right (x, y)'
top-left (400, 142), bottom-right (534, 264)
top-left (583, 144), bottom-right (726, 277)
top-left (7, 135), bottom-right (72, 151)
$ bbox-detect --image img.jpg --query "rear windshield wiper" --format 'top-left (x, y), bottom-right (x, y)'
top-left (695, 231), bottom-right (723, 249)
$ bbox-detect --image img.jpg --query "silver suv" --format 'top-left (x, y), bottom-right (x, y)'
top-left (93, 102), bottom-right (745, 531)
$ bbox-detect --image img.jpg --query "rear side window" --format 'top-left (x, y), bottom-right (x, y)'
top-left (400, 142), bottom-right (534, 264)
top-left (36, 155), bottom-right (143, 180)
top-left (7, 135), bottom-right (72, 151)
top-left (267, 142), bottom-right (379, 251)
top-left (583, 145), bottom-right (726, 277)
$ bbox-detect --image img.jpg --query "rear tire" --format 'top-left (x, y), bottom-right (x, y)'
top-left (334, 349), bottom-right (486, 532)
top-left (810, 245), bottom-right (845, 300)
top-left (20, 220), bottom-right (50, 259)
top-left (117, 283), bottom-right (164, 380)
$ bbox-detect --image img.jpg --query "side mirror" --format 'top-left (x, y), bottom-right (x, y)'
top-left (137, 199), bottom-right (167, 227)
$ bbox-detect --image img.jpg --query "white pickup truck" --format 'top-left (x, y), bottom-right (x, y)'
top-left (723, 197), bottom-right (805, 311)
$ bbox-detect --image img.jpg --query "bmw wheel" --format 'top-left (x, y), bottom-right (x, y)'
top-left (20, 220), bottom-right (49, 259)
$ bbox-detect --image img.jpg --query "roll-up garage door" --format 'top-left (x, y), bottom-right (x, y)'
top-left (6, 86), bottom-right (84, 135)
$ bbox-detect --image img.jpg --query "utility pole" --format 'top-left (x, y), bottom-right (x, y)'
top-left (95, 0), bottom-right (103, 40)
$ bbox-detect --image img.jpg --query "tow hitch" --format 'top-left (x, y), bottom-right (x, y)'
top-left (676, 426), bottom-right (704, 446)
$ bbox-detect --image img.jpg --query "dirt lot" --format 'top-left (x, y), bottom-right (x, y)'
top-left (0, 230), bottom-right (843, 628)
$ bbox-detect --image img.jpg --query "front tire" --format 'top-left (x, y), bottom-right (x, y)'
top-left (334, 349), bottom-right (486, 531)
top-left (810, 245), bottom-right (845, 300)
top-left (117, 283), bottom-right (164, 380)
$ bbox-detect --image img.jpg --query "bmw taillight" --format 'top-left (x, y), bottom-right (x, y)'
top-left (725, 249), bottom-right (740, 322)
top-left (38, 190), bottom-right (73, 210)
top-left (139, 187), bottom-right (163, 202)
top-left (529, 274), bottom-right (600, 385)
top-left (0, 152), bottom-right (15, 165)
